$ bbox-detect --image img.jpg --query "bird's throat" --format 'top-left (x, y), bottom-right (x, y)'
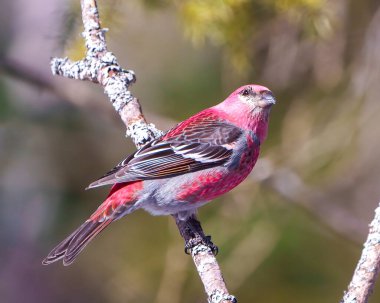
top-left (248, 108), bottom-right (270, 142)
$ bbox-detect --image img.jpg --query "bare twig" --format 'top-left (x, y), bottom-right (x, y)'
top-left (340, 202), bottom-right (380, 303)
top-left (50, 0), bottom-right (235, 301)
top-left (252, 161), bottom-right (367, 244)
top-left (0, 57), bottom-right (56, 92)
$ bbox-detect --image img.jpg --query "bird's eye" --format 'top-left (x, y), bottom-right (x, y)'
top-left (241, 88), bottom-right (251, 96)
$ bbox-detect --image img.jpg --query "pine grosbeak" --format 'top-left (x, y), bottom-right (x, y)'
top-left (43, 84), bottom-right (276, 265)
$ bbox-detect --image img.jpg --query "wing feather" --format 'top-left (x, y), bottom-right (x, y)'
top-left (88, 111), bottom-right (243, 189)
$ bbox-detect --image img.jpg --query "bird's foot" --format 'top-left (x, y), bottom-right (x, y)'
top-left (174, 213), bottom-right (219, 256)
top-left (184, 234), bottom-right (219, 255)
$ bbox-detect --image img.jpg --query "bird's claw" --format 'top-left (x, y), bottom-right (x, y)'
top-left (184, 235), bottom-right (218, 256)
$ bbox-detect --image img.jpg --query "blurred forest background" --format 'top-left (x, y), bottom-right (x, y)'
top-left (1, 0), bottom-right (380, 302)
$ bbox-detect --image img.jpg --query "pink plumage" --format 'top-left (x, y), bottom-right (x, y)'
top-left (43, 84), bottom-right (276, 266)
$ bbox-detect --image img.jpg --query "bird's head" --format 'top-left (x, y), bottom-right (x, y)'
top-left (215, 84), bottom-right (276, 139)
top-left (218, 84), bottom-right (276, 117)
top-left (233, 84), bottom-right (276, 110)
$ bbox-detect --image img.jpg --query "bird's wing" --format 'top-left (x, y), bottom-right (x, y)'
top-left (87, 111), bottom-right (243, 188)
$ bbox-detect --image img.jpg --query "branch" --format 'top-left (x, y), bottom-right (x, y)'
top-left (51, 0), bottom-right (235, 301)
top-left (174, 214), bottom-right (236, 303)
top-left (51, 0), bottom-right (162, 148)
top-left (340, 202), bottom-right (380, 303)
top-left (191, 245), bottom-right (237, 303)
top-left (254, 162), bottom-right (367, 244)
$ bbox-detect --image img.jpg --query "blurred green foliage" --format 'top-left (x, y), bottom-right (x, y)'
top-left (177, 0), bottom-right (329, 72)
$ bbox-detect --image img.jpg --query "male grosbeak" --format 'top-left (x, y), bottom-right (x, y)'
top-left (43, 84), bottom-right (276, 266)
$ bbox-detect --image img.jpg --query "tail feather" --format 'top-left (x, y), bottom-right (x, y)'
top-left (42, 219), bottom-right (112, 266)
top-left (43, 182), bottom-right (141, 266)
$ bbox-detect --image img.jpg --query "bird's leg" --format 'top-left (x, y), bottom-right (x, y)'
top-left (173, 214), bottom-right (218, 255)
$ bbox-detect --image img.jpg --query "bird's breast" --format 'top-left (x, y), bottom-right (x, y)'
top-left (172, 133), bottom-right (260, 203)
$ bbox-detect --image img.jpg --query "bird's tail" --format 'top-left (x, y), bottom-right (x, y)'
top-left (42, 219), bottom-right (113, 266)
top-left (43, 182), bottom-right (140, 266)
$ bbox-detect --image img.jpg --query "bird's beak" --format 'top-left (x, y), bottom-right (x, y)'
top-left (257, 93), bottom-right (276, 108)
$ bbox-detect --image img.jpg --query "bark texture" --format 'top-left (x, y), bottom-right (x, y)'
top-left (341, 202), bottom-right (380, 303)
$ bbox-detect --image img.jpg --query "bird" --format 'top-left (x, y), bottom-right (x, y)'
top-left (42, 84), bottom-right (276, 266)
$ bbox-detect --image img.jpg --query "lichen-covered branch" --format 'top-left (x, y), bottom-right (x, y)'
top-left (174, 214), bottom-right (236, 303)
top-left (191, 245), bottom-right (237, 303)
top-left (51, 0), bottom-right (162, 148)
top-left (50, 0), bottom-right (235, 301)
top-left (340, 202), bottom-right (380, 303)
